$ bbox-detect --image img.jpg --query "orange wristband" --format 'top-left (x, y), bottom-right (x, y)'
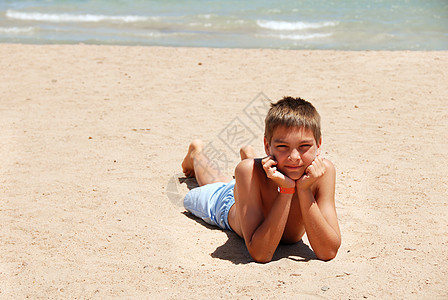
top-left (278, 187), bottom-right (295, 194)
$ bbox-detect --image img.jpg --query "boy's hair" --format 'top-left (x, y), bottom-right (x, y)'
top-left (264, 96), bottom-right (321, 144)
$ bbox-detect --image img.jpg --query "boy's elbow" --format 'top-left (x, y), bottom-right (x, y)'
top-left (249, 248), bottom-right (274, 263)
top-left (252, 253), bottom-right (273, 264)
top-left (315, 242), bottom-right (340, 261)
top-left (315, 249), bottom-right (338, 261)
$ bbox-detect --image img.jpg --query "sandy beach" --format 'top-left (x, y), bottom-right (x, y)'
top-left (1, 44), bottom-right (447, 298)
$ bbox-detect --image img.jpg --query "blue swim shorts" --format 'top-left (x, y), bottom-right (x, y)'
top-left (183, 179), bottom-right (235, 231)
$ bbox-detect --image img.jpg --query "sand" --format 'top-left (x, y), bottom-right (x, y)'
top-left (0, 44), bottom-right (447, 299)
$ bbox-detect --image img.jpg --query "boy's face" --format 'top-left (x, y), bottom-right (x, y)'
top-left (264, 125), bottom-right (321, 181)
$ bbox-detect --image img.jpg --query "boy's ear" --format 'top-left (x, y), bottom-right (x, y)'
top-left (264, 136), bottom-right (270, 155)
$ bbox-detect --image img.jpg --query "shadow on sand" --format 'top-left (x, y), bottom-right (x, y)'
top-left (178, 176), bottom-right (199, 190)
top-left (183, 212), bottom-right (317, 264)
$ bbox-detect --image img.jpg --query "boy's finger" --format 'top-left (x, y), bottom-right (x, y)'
top-left (309, 159), bottom-right (325, 177)
top-left (314, 157), bottom-right (325, 173)
top-left (263, 158), bottom-right (276, 169)
top-left (306, 164), bottom-right (314, 175)
top-left (261, 155), bottom-right (274, 165)
top-left (266, 166), bottom-right (277, 178)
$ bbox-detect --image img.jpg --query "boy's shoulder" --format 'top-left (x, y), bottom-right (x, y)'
top-left (322, 158), bottom-right (335, 171)
top-left (314, 158), bottom-right (336, 193)
top-left (235, 158), bottom-right (265, 182)
top-left (323, 158), bottom-right (336, 176)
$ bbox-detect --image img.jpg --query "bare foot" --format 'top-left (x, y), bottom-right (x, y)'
top-left (181, 139), bottom-right (204, 178)
top-left (240, 145), bottom-right (256, 160)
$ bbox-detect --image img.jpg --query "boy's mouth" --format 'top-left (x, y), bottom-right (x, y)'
top-left (284, 165), bottom-right (302, 170)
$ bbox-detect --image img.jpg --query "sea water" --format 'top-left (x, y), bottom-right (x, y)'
top-left (0, 0), bottom-right (447, 50)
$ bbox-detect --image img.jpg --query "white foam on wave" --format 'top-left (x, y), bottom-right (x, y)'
top-left (6, 10), bottom-right (148, 23)
top-left (257, 20), bottom-right (338, 31)
top-left (0, 26), bottom-right (34, 34)
top-left (188, 22), bottom-right (213, 28)
top-left (259, 33), bottom-right (332, 40)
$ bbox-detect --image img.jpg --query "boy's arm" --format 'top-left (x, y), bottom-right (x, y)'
top-left (234, 159), bottom-right (293, 263)
top-left (296, 158), bottom-right (341, 260)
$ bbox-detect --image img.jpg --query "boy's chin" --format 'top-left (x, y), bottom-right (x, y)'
top-left (283, 170), bottom-right (305, 181)
top-left (288, 174), bottom-right (303, 181)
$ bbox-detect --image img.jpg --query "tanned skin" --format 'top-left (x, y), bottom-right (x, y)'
top-left (182, 125), bottom-right (341, 263)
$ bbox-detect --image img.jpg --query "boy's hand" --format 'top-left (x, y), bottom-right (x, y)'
top-left (262, 155), bottom-right (295, 189)
top-left (296, 156), bottom-right (326, 191)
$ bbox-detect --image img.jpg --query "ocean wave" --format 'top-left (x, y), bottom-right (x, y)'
top-left (0, 26), bottom-right (34, 34)
top-left (6, 10), bottom-right (148, 23)
top-left (258, 33), bottom-right (332, 40)
top-left (257, 20), bottom-right (338, 31)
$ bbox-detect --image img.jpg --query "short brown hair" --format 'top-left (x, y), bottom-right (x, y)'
top-left (264, 96), bottom-right (321, 144)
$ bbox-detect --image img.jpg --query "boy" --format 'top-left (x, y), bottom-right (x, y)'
top-left (181, 96), bottom-right (341, 263)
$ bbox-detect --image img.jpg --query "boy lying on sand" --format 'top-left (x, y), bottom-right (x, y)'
top-left (181, 96), bottom-right (341, 263)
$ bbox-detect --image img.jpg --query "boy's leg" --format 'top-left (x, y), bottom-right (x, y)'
top-left (182, 140), bottom-right (232, 186)
top-left (240, 145), bottom-right (256, 160)
top-left (182, 142), bottom-right (256, 231)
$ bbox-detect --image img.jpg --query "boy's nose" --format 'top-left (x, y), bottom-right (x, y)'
top-left (288, 148), bottom-right (300, 161)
